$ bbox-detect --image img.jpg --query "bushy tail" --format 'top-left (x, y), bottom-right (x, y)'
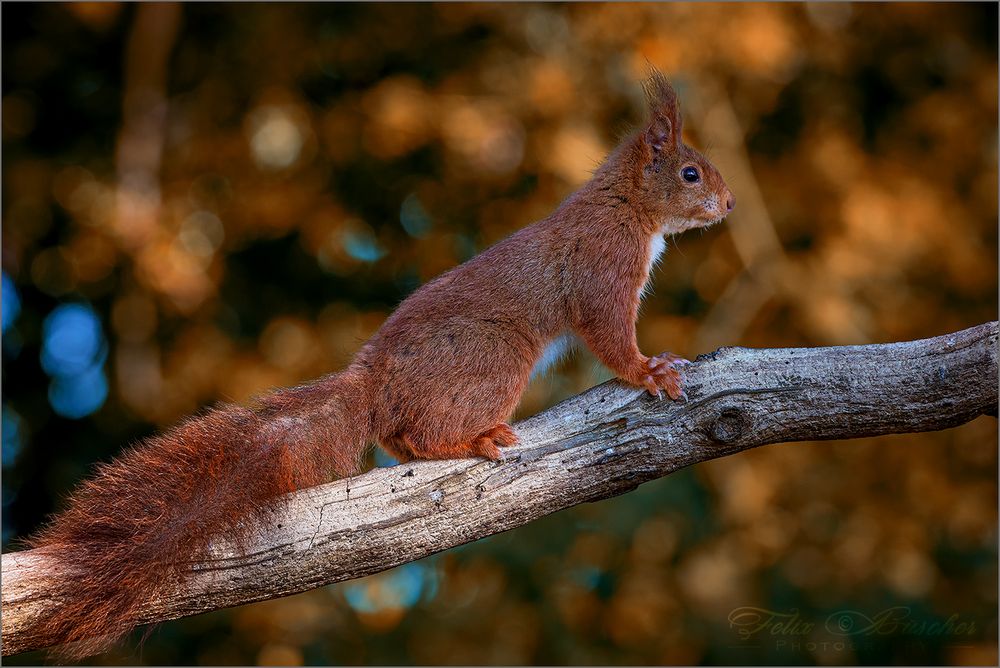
top-left (26, 364), bottom-right (374, 660)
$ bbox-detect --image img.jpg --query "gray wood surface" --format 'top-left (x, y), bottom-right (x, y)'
top-left (3, 321), bottom-right (997, 657)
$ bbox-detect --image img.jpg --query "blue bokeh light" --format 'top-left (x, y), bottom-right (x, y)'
top-left (399, 193), bottom-right (432, 238)
top-left (343, 562), bottom-right (436, 613)
top-left (1, 272), bottom-right (21, 334)
top-left (40, 302), bottom-right (108, 418)
top-left (374, 448), bottom-right (399, 468)
top-left (342, 230), bottom-right (386, 263)
top-left (48, 363), bottom-right (109, 419)
top-left (2, 406), bottom-right (23, 469)
top-left (41, 303), bottom-right (106, 378)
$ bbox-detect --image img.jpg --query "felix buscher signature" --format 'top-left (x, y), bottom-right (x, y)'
top-left (728, 606), bottom-right (978, 642)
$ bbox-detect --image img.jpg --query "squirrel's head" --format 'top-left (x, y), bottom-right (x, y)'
top-left (634, 71), bottom-right (734, 233)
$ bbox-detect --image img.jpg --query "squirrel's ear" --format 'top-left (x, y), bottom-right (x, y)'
top-left (642, 69), bottom-right (682, 154)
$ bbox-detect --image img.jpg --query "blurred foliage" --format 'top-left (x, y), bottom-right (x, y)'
top-left (2, 2), bottom-right (997, 666)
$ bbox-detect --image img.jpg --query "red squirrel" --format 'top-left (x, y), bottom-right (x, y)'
top-left (25, 70), bottom-right (734, 658)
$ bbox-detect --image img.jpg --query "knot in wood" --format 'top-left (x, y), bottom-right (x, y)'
top-left (709, 407), bottom-right (749, 445)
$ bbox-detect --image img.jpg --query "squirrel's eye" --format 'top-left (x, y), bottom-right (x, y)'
top-left (681, 166), bottom-right (700, 183)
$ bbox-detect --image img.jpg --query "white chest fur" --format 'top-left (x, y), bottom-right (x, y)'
top-left (639, 234), bottom-right (667, 302)
top-left (532, 333), bottom-right (577, 379)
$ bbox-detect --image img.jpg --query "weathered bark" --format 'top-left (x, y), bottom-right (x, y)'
top-left (3, 322), bottom-right (997, 657)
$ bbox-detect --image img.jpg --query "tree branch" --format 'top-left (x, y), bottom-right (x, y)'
top-left (3, 322), bottom-right (997, 657)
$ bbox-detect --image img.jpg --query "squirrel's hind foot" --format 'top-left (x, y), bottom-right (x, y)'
top-left (386, 424), bottom-right (519, 462)
top-left (460, 423), bottom-right (519, 461)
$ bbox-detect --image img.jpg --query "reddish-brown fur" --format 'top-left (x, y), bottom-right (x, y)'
top-left (27, 70), bottom-right (732, 659)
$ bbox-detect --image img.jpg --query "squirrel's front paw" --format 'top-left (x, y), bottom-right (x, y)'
top-left (639, 353), bottom-right (690, 400)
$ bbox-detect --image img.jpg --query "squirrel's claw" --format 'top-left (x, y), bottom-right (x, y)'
top-left (642, 353), bottom-right (690, 401)
top-left (648, 353), bottom-right (692, 371)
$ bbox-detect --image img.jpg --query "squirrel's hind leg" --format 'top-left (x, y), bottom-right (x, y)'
top-left (401, 423), bottom-right (519, 462)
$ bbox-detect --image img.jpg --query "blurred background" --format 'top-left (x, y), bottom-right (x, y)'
top-left (2, 2), bottom-right (997, 665)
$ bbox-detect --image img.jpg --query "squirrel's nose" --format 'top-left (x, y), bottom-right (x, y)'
top-left (725, 193), bottom-right (736, 212)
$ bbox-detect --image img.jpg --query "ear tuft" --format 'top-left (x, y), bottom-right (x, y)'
top-left (641, 68), bottom-right (683, 153)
